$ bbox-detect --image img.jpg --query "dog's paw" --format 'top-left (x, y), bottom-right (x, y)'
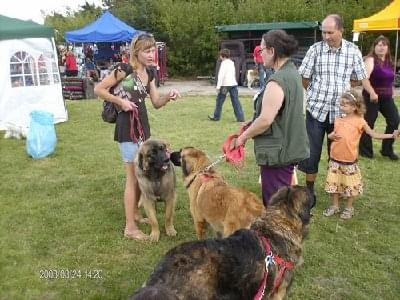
top-left (165, 226), bottom-right (177, 237)
top-left (149, 230), bottom-right (160, 242)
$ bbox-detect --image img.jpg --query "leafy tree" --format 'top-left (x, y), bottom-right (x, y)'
top-left (44, 0), bottom-right (394, 76)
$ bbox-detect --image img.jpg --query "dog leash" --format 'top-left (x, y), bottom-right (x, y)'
top-left (203, 154), bottom-right (226, 172)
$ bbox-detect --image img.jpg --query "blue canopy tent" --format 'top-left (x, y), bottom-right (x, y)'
top-left (65, 11), bottom-right (142, 42)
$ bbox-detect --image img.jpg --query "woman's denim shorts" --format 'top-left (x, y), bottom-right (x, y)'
top-left (118, 142), bottom-right (139, 163)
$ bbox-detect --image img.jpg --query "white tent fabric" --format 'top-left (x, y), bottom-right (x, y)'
top-left (0, 37), bottom-right (67, 130)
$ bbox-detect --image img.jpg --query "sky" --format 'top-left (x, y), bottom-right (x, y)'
top-left (0, 0), bottom-right (104, 24)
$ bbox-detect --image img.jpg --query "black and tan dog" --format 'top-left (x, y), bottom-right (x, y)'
top-left (170, 147), bottom-right (265, 239)
top-left (131, 186), bottom-right (315, 300)
top-left (134, 139), bottom-right (177, 242)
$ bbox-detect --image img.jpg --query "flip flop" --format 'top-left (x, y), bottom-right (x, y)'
top-left (124, 229), bottom-right (149, 241)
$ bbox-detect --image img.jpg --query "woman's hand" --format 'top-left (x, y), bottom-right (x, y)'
top-left (393, 129), bottom-right (400, 139)
top-left (230, 135), bottom-right (246, 150)
top-left (370, 91), bottom-right (379, 103)
top-left (168, 89), bottom-right (181, 100)
top-left (120, 99), bottom-right (137, 112)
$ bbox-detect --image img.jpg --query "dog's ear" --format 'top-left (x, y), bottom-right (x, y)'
top-left (182, 159), bottom-right (192, 177)
top-left (138, 152), bottom-right (144, 170)
top-left (169, 150), bottom-right (182, 166)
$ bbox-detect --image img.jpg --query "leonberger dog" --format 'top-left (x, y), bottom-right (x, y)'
top-left (134, 139), bottom-right (177, 242)
top-left (170, 147), bottom-right (265, 239)
top-left (130, 185), bottom-right (315, 300)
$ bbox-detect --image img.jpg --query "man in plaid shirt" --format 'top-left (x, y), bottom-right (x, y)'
top-left (298, 14), bottom-right (377, 197)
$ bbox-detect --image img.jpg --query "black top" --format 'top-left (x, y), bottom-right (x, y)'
top-left (113, 66), bottom-right (154, 143)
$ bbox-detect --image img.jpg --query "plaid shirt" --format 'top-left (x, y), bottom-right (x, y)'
top-left (299, 39), bottom-right (367, 123)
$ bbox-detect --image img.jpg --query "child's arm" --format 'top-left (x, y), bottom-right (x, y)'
top-left (364, 124), bottom-right (400, 140)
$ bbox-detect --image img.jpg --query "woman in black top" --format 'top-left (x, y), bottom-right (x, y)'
top-left (95, 34), bottom-right (180, 240)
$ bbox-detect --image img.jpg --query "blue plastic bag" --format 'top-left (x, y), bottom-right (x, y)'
top-left (26, 111), bottom-right (57, 159)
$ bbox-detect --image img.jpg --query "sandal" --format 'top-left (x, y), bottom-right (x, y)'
top-left (323, 206), bottom-right (340, 217)
top-left (124, 228), bottom-right (149, 241)
top-left (340, 207), bottom-right (354, 219)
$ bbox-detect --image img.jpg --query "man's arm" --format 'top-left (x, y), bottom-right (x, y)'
top-left (361, 78), bottom-right (378, 101)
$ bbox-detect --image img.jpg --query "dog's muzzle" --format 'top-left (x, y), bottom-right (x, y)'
top-left (169, 151), bottom-right (182, 166)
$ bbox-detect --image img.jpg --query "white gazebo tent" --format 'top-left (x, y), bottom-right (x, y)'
top-left (0, 15), bottom-right (67, 131)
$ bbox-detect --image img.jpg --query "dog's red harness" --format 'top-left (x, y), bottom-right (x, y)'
top-left (253, 235), bottom-right (295, 300)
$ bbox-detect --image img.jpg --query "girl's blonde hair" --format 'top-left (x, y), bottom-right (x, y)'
top-left (129, 33), bottom-right (156, 69)
top-left (341, 88), bottom-right (365, 116)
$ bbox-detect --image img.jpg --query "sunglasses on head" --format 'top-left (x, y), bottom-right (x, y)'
top-left (136, 33), bottom-right (154, 41)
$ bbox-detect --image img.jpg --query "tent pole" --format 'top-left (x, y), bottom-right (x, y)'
top-left (395, 30), bottom-right (399, 74)
top-left (393, 30), bottom-right (399, 74)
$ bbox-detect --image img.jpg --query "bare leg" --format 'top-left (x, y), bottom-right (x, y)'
top-left (123, 163), bottom-right (148, 240)
top-left (331, 193), bottom-right (339, 208)
top-left (346, 196), bottom-right (354, 209)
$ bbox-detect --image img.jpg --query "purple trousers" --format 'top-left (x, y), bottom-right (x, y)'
top-left (260, 164), bottom-right (294, 207)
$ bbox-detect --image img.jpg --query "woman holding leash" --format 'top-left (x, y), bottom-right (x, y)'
top-left (231, 30), bottom-right (309, 207)
top-left (95, 33), bottom-right (180, 241)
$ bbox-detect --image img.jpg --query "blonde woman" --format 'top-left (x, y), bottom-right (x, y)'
top-left (95, 34), bottom-right (180, 240)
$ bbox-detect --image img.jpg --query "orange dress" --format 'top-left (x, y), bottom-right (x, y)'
top-left (325, 115), bottom-right (366, 197)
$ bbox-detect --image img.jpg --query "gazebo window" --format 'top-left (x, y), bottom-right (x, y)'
top-left (38, 52), bottom-right (60, 85)
top-left (10, 51), bottom-right (60, 88)
top-left (10, 51), bottom-right (37, 87)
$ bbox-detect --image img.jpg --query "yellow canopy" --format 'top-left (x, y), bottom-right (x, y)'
top-left (353, 0), bottom-right (400, 32)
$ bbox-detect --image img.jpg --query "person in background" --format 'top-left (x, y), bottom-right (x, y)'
top-left (64, 50), bottom-right (78, 77)
top-left (323, 89), bottom-right (399, 219)
top-left (253, 45), bottom-right (274, 90)
top-left (359, 35), bottom-right (399, 160)
top-left (94, 33), bottom-right (180, 241)
top-left (121, 50), bottom-right (130, 64)
top-left (297, 14), bottom-right (378, 199)
top-left (208, 48), bottom-right (245, 122)
top-left (231, 30), bottom-right (309, 206)
top-left (253, 45), bottom-right (266, 90)
top-left (85, 57), bottom-right (99, 81)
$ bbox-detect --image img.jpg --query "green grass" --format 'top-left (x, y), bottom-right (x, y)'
top-left (0, 96), bottom-right (399, 299)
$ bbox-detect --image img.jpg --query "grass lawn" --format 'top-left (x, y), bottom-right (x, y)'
top-left (0, 95), bottom-right (399, 299)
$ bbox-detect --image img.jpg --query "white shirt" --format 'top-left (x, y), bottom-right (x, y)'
top-left (217, 58), bottom-right (237, 89)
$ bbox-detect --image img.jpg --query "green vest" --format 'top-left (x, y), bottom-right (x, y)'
top-left (253, 61), bottom-right (309, 166)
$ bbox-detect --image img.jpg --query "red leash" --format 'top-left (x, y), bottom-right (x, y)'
top-left (129, 107), bottom-right (144, 143)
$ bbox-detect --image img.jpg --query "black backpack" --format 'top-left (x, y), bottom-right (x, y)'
top-left (101, 63), bottom-right (133, 123)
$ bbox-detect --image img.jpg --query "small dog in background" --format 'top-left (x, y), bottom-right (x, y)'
top-left (3, 124), bottom-right (27, 139)
top-left (246, 68), bottom-right (259, 89)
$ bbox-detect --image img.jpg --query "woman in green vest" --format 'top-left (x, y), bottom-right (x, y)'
top-left (232, 30), bottom-right (309, 206)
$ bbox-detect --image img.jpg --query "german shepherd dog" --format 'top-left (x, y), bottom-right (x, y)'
top-left (170, 147), bottom-right (265, 239)
top-left (134, 139), bottom-right (177, 242)
top-left (131, 186), bottom-right (315, 300)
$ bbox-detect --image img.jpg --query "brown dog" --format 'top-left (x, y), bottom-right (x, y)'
top-left (131, 186), bottom-right (316, 300)
top-left (170, 147), bottom-right (265, 239)
top-left (134, 139), bottom-right (177, 242)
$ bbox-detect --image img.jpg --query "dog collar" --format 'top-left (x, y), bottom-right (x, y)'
top-left (185, 174), bottom-right (198, 189)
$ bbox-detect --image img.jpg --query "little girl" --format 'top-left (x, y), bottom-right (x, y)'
top-left (323, 89), bottom-right (399, 219)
